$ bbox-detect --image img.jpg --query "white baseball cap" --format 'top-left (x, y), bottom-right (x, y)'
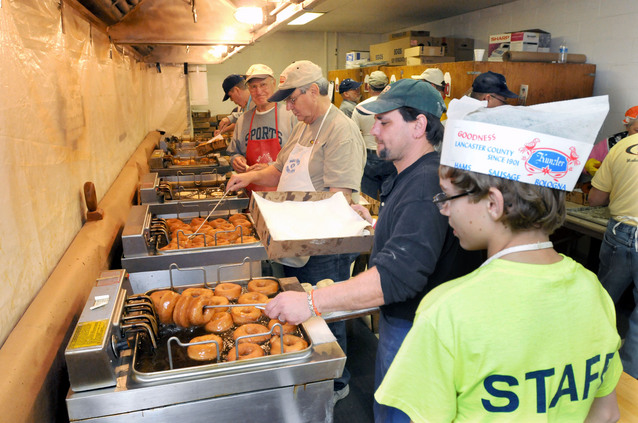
top-left (268, 60), bottom-right (324, 102)
top-left (412, 68), bottom-right (445, 87)
top-left (245, 64), bottom-right (274, 82)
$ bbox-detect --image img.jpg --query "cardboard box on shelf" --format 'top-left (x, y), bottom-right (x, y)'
top-left (406, 56), bottom-right (455, 66)
top-left (370, 36), bottom-right (439, 66)
top-left (346, 51), bottom-right (370, 62)
top-left (249, 191), bottom-right (374, 259)
top-left (488, 30), bottom-right (551, 61)
top-left (404, 45), bottom-right (444, 57)
top-left (443, 37), bottom-right (475, 61)
top-left (389, 30), bottom-right (430, 40)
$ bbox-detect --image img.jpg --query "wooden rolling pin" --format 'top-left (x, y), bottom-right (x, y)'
top-left (503, 51), bottom-right (587, 63)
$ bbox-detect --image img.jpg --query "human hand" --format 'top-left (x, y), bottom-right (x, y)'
top-left (351, 204), bottom-right (373, 224)
top-left (264, 291), bottom-right (311, 325)
top-left (216, 117), bottom-right (230, 135)
top-left (226, 173), bottom-right (252, 192)
top-left (232, 155), bottom-right (248, 173)
top-left (585, 158), bottom-right (601, 176)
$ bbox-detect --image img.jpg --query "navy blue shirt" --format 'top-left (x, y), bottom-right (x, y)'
top-left (370, 152), bottom-right (465, 321)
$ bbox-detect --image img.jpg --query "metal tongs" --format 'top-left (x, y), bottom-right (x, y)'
top-left (204, 303), bottom-right (267, 310)
top-left (189, 187), bottom-right (230, 237)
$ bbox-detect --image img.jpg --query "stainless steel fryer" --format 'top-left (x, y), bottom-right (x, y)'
top-left (66, 271), bottom-right (345, 423)
top-left (149, 149), bottom-right (231, 176)
top-left (138, 172), bottom-right (249, 214)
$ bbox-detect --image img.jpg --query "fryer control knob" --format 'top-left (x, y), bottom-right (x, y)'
top-left (111, 334), bottom-right (130, 358)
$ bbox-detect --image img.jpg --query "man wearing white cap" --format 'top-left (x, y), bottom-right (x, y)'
top-left (376, 97), bottom-right (622, 422)
top-left (226, 64), bottom-right (297, 191)
top-left (351, 70), bottom-right (395, 199)
top-left (226, 60), bottom-right (366, 403)
top-left (261, 78), bottom-right (472, 422)
top-left (412, 68), bottom-right (449, 121)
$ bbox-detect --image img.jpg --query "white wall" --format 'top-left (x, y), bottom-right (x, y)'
top-left (205, 31), bottom-right (383, 115)
top-left (403, 0), bottom-right (638, 139)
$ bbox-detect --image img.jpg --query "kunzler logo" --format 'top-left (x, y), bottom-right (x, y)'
top-left (519, 138), bottom-right (580, 182)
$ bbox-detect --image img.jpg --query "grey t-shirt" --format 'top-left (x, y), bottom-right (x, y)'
top-left (339, 99), bottom-right (357, 118)
top-left (274, 105), bottom-right (366, 191)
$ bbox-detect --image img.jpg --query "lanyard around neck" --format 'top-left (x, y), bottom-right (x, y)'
top-left (481, 241), bottom-right (554, 267)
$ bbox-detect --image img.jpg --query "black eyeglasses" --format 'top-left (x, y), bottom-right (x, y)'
top-left (432, 191), bottom-right (472, 210)
top-left (488, 95), bottom-right (507, 105)
top-left (286, 89), bottom-right (307, 105)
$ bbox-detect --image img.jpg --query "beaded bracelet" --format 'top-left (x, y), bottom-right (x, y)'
top-left (307, 292), bottom-right (317, 317)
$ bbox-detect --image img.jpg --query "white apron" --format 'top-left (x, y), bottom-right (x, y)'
top-left (275, 107), bottom-right (331, 267)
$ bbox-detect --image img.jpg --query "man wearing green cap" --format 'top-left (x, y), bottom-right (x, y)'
top-left (265, 78), bottom-right (474, 423)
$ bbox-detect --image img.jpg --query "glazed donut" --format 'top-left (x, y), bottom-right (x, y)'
top-left (181, 287), bottom-right (214, 298)
top-left (215, 238), bottom-right (231, 246)
top-left (206, 295), bottom-right (230, 313)
top-left (214, 282), bottom-right (242, 301)
top-left (187, 334), bottom-right (223, 361)
top-left (234, 236), bottom-right (258, 244)
top-left (211, 218), bottom-right (228, 228)
top-left (149, 290), bottom-right (181, 324)
top-left (233, 219), bottom-right (253, 232)
top-left (159, 241), bottom-right (178, 251)
top-left (233, 323), bottom-right (271, 344)
top-left (190, 217), bottom-right (209, 227)
top-left (172, 295), bottom-right (194, 328)
top-left (227, 342), bottom-right (264, 361)
top-left (204, 311), bottom-right (233, 333)
top-left (216, 224), bottom-right (240, 242)
top-left (165, 218), bottom-right (183, 226)
top-left (228, 213), bottom-right (248, 223)
top-left (268, 318), bottom-right (298, 335)
top-left (247, 278), bottom-right (279, 297)
top-left (238, 291), bottom-right (268, 305)
top-left (270, 334), bottom-right (308, 355)
top-left (188, 295), bottom-right (217, 326)
top-left (231, 306), bottom-right (261, 325)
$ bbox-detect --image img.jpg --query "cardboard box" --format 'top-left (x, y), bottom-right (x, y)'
top-left (404, 45), bottom-right (444, 57)
top-left (389, 30), bottom-right (430, 40)
top-left (443, 37), bottom-right (475, 61)
top-left (370, 36), bottom-right (438, 65)
top-left (346, 51), bottom-right (370, 62)
top-left (488, 30), bottom-right (551, 61)
top-left (249, 191), bottom-right (374, 259)
top-left (406, 56), bottom-right (455, 66)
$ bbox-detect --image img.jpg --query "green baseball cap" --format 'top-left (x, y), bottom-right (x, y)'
top-left (356, 78), bottom-right (446, 118)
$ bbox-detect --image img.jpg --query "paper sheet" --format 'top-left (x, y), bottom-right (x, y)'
top-left (252, 192), bottom-right (370, 241)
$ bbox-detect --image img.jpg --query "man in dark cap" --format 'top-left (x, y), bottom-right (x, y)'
top-left (215, 74), bottom-right (253, 135)
top-left (263, 78), bottom-right (473, 422)
top-left (469, 70), bottom-right (518, 108)
top-left (338, 78), bottom-right (362, 118)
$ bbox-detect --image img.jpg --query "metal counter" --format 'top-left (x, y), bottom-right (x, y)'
top-left (564, 202), bottom-right (609, 240)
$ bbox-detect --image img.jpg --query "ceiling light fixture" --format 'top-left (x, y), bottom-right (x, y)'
top-left (287, 12), bottom-right (324, 25)
top-left (234, 6), bottom-right (264, 25)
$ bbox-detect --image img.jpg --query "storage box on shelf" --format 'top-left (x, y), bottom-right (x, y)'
top-left (488, 30), bottom-right (551, 62)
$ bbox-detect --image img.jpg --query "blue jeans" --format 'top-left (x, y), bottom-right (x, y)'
top-left (361, 149), bottom-right (396, 200)
top-left (283, 253), bottom-right (357, 390)
top-left (374, 311), bottom-right (412, 423)
top-left (598, 219), bottom-right (638, 378)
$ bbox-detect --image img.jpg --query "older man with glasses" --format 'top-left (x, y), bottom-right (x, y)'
top-left (226, 60), bottom-right (366, 405)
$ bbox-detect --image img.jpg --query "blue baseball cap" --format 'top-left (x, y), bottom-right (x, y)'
top-left (356, 79), bottom-right (446, 118)
top-left (339, 78), bottom-right (362, 93)
top-left (472, 71), bottom-right (518, 98)
top-left (222, 74), bottom-right (245, 101)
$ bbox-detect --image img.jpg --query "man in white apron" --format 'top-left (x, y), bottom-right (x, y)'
top-left (226, 64), bottom-right (297, 192)
top-left (226, 60), bottom-right (366, 404)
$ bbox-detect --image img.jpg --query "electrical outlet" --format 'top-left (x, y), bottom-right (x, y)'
top-left (518, 85), bottom-right (529, 105)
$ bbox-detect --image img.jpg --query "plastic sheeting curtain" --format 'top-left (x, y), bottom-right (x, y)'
top-left (0, 0), bottom-right (187, 344)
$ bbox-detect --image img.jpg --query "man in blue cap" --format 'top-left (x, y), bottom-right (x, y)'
top-left (264, 78), bottom-right (476, 422)
top-left (338, 78), bottom-right (362, 118)
top-left (469, 70), bottom-right (518, 107)
top-left (215, 74), bottom-right (253, 135)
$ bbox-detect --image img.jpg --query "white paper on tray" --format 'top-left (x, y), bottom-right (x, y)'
top-left (252, 192), bottom-right (370, 241)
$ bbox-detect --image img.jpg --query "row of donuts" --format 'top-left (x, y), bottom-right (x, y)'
top-left (148, 279), bottom-right (309, 361)
top-left (159, 213), bottom-right (258, 250)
